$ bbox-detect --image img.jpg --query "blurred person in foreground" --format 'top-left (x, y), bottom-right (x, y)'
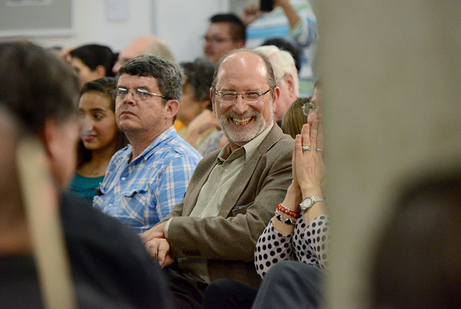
top-left (0, 42), bottom-right (170, 309)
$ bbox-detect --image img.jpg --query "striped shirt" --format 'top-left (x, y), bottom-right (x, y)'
top-left (245, 0), bottom-right (318, 96)
top-left (93, 126), bottom-right (202, 234)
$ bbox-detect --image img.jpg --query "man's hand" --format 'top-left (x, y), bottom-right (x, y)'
top-left (140, 221), bottom-right (167, 244)
top-left (145, 238), bottom-right (174, 268)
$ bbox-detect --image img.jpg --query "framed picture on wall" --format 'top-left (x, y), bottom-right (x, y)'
top-left (0, 0), bottom-right (73, 38)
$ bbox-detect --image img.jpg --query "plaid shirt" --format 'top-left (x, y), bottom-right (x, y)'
top-left (93, 126), bottom-right (201, 234)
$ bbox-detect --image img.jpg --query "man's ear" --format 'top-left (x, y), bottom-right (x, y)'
top-left (210, 88), bottom-right (217, 117)
top-left (165, 100), bottom-right (180, 120)
top-left (271, 86), bottom-right (281, 113)
top-left (284, 74), bottom-right (296, 98)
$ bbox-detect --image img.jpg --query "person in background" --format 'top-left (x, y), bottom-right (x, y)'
top-left (0, 41), bottom-right (170, 309)
top-left (93, 55), bottom-right (202, 234)
top-left (281, 96), bottom-right (310, 138)
top-left (203, 13), bottom-right (246, 63)
top-left (69, 44), bottom-right (116, 86)
top-left (112, 35), bottom-right (175, 75)
top-left (255, 44), bottom-right (299, 123)
top-left (242, 0), bottom-right (317, 96)
top-left (68, 77), bottom-right (128, 202)
top-left (202, 81), bottom-right (327, 309)
top-left (260, 37), bottom-right (303, 74)
top-left (178, 58), bottom-right (219, 149)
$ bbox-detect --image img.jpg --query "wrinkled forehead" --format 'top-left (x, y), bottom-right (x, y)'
top-left (216, 52), bottom-right (269, 88)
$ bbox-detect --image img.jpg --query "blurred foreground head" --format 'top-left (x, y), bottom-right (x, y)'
top-left (371, 173), bottom-right (461, 309)
top-left (0, 42), bottom-right (80, 186)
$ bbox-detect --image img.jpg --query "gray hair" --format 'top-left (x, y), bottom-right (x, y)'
top-left (119, 54), bottom-right (184, 102)
top-left (254, 45), bottom-right (299, 96)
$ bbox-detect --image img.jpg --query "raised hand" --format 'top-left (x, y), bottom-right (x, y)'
top-left (294, 120), bottom-right (325, 197)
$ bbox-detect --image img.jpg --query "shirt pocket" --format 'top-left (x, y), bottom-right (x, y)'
top-left (119, 186), bottom-right (149, 225)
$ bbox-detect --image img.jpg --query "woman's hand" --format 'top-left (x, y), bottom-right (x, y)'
top-left (294, 119), bottom-right (325, 197)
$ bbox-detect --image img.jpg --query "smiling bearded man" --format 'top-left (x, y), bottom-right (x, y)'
top-left (140, 49), bottom-right (294, 309)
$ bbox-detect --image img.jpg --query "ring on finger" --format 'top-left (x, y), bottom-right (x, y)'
top-left (302, 146), bottom-right (311, 152)
top-left (316, 148), bottom-right (323, 152)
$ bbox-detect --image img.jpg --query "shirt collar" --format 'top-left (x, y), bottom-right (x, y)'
top-left (217, 122), bottom-right (274, 164)
top-left (128, 126), bottom-right (177, 163)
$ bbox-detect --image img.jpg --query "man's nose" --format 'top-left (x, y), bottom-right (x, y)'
top-left (233, 95), bottom-right (249, 114)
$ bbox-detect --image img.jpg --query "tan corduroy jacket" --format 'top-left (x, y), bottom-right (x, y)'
top-left (165, 124), bottom-right (294, 288)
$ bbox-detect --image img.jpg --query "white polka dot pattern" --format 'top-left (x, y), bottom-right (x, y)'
top-left (254, 214), bottom-right (329, 279)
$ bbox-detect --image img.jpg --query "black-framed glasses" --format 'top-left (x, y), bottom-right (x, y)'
top-left (213, 88), bottom-right (272, 104)
top-left (302, 97), bottom-right (318, 116)
top-left (111, 87), bottom-right (168, 102)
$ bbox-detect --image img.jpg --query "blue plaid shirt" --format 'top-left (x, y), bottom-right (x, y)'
top-left (93, 126), bottom-right (202, 234)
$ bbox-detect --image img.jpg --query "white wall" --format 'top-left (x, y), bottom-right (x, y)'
top-left (19, 0), bottom-right (227, 62)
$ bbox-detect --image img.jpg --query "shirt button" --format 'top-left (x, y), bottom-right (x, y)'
top-left (121, 177), bottom-right (126, 181)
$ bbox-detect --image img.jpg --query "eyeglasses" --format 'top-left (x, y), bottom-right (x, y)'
top-left (213, 88), bottom-right (272, 104)
top-left (203, 36), bottom-right (240, 45)
top-left (111, 87), bottom-right (168, 102)
top-left (302, 97), bottom-right (318, 116)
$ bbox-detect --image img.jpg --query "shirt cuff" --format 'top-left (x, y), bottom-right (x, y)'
top-left (164, 218), bottom-right (173, 238)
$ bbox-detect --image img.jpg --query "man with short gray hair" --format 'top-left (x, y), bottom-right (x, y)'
top-left (94, 55), bottom-right (202, 234)
top-left (254, 45), bottom-right (299, 122)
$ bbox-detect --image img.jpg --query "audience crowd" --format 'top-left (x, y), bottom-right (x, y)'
top-left (3, 1), bottom-right (450, 309)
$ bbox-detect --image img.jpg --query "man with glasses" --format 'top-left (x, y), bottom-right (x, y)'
top-left (94, 55), bottom-right (202, 234)
top-left (140, 49), bottom-right (294, 309)
top-left (203, 13), bottom-right (246, 63)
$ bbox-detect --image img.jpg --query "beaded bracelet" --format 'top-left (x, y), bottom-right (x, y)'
top-left (274, 209), bottom-right (297, 225)
top-left (277, 203), bottom-right (301, 219)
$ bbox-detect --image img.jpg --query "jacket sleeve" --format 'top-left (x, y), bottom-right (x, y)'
top-left (166, 138), bottom-right (294, 262)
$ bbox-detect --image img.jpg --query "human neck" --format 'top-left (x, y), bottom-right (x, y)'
top-left (78, 143), bottom-right (118, 177)
top-left (126, 125), bottom-right (171, 161)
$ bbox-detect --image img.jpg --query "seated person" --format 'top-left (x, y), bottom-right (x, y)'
top-left (0, 42), bottom-right (169, 309)
top-left (140, 49), bottom-right (294, 309)
top-left (203, 81), bottom-right (327, 309)
top-left (198, 44), bottom-right (299, 156)
top-left (69, 44), bottom-right (117, 86)
top-left (68, 77), bottom-right (128, 202)
top-left (93, 55), bottom-right (202, 234)
top-left (178, 58), bottom-right (219, 149)
top-left (281, 96), bottom-right (310, 138)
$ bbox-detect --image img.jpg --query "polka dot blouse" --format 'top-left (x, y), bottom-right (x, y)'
top-left (254, 214), bottom-right (329, 279)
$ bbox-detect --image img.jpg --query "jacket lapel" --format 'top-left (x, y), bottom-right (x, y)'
top-left (218, 124), bottom-right (283, 217)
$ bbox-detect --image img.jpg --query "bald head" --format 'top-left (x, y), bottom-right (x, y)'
top-left (112, 36), bottom-right (175, 75)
